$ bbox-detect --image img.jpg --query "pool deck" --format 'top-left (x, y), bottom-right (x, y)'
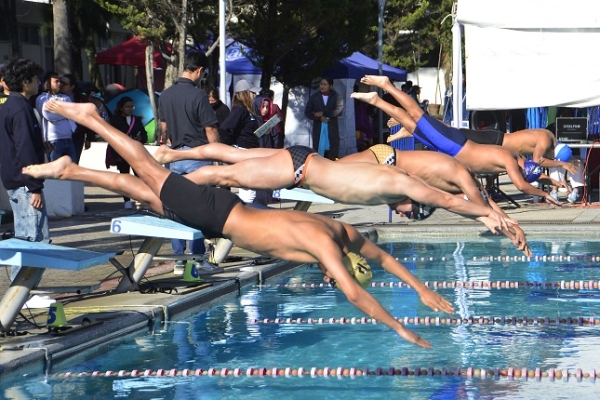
top-left (2, 177), bottom-right (600, 379)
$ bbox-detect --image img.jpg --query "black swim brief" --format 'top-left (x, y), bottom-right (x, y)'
top-left (286, 145), bottom-right (317, 189)
top-left (160, 172), bottom-right (242, 238)
top-left (460, 128), bottom-right (505, 146)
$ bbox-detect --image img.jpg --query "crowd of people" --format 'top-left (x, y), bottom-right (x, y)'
top-left (0, 50), bottom-right (585, 348)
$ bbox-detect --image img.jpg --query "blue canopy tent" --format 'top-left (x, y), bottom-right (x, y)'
top-left (324, 52), bottom-right (407, 81)
top-left (226, 56), bottom-right (261, 75)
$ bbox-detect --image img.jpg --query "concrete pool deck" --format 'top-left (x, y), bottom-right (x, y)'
top-left (2, 176), bottom-right (600, 379)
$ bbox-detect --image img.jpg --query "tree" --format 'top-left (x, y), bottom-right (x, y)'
top-left (369, 0), bottom-right (454, 75)
top-left (230, 0), bottom-right (377, 130)
top-left (53, 0), bottom-right (72, 74)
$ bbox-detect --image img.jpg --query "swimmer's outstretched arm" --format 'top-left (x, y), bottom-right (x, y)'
top-left (342, 222), bottom-right (454, 315)
top-left (317, 243), bottom-right (436, 348)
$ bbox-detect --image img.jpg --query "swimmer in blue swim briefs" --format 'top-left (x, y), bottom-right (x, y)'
top-left (351, 75), bottom-right (562, 207)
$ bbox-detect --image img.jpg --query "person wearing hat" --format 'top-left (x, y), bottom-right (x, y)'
top-left (351, 75), bottom-right (563, 206)
top-left (219, 79), bottom-right (262, 204)
top-left (25, 99), bottom-right (456, 348)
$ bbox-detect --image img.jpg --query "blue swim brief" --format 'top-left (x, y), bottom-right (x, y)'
top-left (413, 113), bottom-right (468, 157)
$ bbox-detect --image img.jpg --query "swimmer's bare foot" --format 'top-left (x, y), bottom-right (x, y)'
top-left (44, 100), bottom-right (98, 125)
top-left (387, 127), bottom-right (413, 143)
top-left (350, 91), bottom-right (379, 105)
top-left (153, 145), bottom-right (175, 164)
top-left (360, 75), bottom-right (391, 88)
top-left (387, 117), bottom-right (400, 128)
top-left (22, 156), bottom-right (75, 179)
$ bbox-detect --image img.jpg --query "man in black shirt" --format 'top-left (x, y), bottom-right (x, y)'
top-left (158, 50), bottom-right (221, 275)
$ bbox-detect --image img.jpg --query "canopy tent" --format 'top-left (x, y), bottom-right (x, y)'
top-left (95, 37), bottom-right (172, 68)
top-left (455, 0), bottom-right (600, 111)
top-left (323, 52), bottom-right (407, 81)
top-left (225, 42), bottom-right (262, 75)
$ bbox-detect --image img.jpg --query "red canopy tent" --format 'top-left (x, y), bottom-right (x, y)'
top-left (95, 37), bottom-right (172, 68)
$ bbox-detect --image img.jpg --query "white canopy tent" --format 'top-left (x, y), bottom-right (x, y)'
top-left (453, 0), bottom-right (600, 127)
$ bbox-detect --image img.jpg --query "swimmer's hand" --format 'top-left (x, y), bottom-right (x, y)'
top-left (396, 324), bottom-right (432, 349)
top-left (418, 288), bottom-right (454, 315)
top-left (511, 226), bottom-right (532, 257)
top-left (544, 193), bottom-right (562, 207)
top-left (564, 161), bottom-right (579, 175)
top-left (481, 211), bottom-right (516, 234)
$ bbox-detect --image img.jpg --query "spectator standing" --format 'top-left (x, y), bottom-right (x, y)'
top-left (255, 89), bottom-right (285, 149)
top-left (304, 77), bottom-right (344, 160)
top-left (0, 59), bottom-right (50, 281)
top-left (219, 79), bottom-right (262, 205)
top-left (60, 73), bottom-right (92, 164)
top-left (207, 88), bottom-right (230, 127)
top-left (107, 96), bottom-right (148, 209)
top-left (35, 71), bottom-right (77, 162)
top-left (0, 65), bottom-right (9, 97)
top-left (158, 50), bottom-right (220, 275)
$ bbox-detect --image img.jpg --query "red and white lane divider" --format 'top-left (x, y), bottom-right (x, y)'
top-left (51, 366), bottom-right (599, 381)
top-left (250, 316), bottom-right (600, 326)
top-left (261, 279), bottom-right (600, 290)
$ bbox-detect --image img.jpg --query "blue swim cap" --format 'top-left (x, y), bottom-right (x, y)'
top-left (523, 161), bottom-right (542, 183)
top-left (554, 142), bottom-right (573, 162)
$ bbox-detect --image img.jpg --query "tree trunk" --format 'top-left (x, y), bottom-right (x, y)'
top-left (281, 85), bottom-right (290, 136)
top-left (146, 42), bottom-right (161, 143)
top-left (8, 0), bottom-right (19, 58)
top-left (53, 0), bottom-right (72, 74)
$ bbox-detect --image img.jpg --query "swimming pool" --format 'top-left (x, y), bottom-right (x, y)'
top-left (4, 239), bottom-right (600, 399)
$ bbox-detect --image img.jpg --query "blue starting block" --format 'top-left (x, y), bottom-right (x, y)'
top-left (0, 238), bottom-right (116, 331)
top-left (273, 188), bottom-right (334, 212)
top-left (109, 214), bottom-right (204, 293)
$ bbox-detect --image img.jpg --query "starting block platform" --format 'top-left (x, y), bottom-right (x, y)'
top-left (110, 214), bottom-right (204, 240)
top-left (273, 188), bottom-right (334, 212)
top-left (0, 238), bottom-right (116, 331)
top-left (109, 214), bottom-right (204, 293)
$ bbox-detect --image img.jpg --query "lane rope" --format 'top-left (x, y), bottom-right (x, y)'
top-left (261, 280), bottom-right (600, 290)
top-left (50, 366), bottom-right (599, 381)
top-left (250, 316), bottom-right (600, 326)
top-left (389, 255), bottom-right (596, 263)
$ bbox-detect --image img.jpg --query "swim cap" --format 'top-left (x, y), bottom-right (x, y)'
top-left (342, 252), bottom-right (373, 288)
top-left (523, 161), bottom-right (542, 183)
top-left (554, 142), bottom-right (573, 162)
top-left (411, 201), bottom-right (436, 221)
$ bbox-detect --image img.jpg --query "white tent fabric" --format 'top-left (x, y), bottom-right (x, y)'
top-left (457, 0), bottom-right (600, 110)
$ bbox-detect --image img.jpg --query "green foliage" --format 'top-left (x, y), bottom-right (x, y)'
top-left (230, 0), bottom-right (377, 88)
top-left (93, 0), bottom-right (168, 38)
top-left (365, 0), bottom-right (454, 72)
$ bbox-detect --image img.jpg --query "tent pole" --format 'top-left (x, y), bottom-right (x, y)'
top-left (452, 19), bottom-right (463, 128)
top-left (219, 0), bottom-right (227, 101)
top-left (378, 0), bottom-right (387, 144)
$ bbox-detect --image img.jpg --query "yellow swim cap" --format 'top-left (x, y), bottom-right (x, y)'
top-left (342, 252), bottom-right (373, 288)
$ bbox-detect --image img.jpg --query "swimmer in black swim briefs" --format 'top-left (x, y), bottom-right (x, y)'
top-left (285, 145), bottom-right (318, 189)
top-left (25, 100), bottom-right (456, 349)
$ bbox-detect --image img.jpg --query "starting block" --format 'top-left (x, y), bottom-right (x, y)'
top-left (273, 188), bottom-right (334, 212)
top-left (109, 214), bottom-right (204, 293)
top-left (0, 238), bottom-right (116, 331)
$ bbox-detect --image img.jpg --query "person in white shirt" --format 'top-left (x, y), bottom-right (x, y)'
top-left (35, 71), bottom-right (77, 161)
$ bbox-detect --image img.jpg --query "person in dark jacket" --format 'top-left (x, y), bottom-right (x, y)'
top-left (304, 77), bottom-right (344, 159)
top-left (107, 96), bottom-right (148, 209)
top-left (0, 58), bottom-right (50, 281)
top-left (219, 79), bottom-right (262, 205)
top-left (207, 87), bottom-right (230, 127)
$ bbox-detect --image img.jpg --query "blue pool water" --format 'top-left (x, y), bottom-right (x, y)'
top-left (4, 239), bottom-right (600, 399)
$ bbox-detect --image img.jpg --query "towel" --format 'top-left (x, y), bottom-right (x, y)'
top-left (318, 122), bottom-right (330, 156)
